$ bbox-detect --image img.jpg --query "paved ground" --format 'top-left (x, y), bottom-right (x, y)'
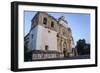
top-left (30, 55), bottom-right (90, 61)
top-left (64, 55), bottom-right (90, 59)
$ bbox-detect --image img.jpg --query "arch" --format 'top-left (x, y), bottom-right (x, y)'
top-left (63, 41), bottom-right (67, 57)
top-left (43, 17), bottom-right (47, 24)
top-left (63, 42), bottom-right (67, 49)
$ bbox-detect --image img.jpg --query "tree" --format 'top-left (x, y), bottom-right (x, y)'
top-left (76, 39), bottom-right (90, 55)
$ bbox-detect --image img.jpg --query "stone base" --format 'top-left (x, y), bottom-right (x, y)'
top-left (24, 50), bottom-right (64, 61)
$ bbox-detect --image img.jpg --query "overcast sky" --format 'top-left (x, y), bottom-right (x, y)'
top-left (24, 11), bottom-right (90, 45)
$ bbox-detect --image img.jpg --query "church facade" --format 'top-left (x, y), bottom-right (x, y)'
top-left (24, 12), bottom-right (77, 61)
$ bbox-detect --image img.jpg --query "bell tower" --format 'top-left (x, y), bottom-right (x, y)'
top-left (58, 16), bottom-right (68, 28)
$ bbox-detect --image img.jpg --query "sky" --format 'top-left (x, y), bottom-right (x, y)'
top-left (24, 11), bottom-right (90, 45)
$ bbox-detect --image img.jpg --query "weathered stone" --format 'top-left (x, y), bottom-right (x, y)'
top-left (24, 12), bottom-right (77, 61)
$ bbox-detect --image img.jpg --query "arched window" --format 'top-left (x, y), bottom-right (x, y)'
top-left (43, 17), bottom-right (47, 24)
top-left (63, 42), bottom-right (67, 57)
top-left (63, 42), bottom-right (67, 49)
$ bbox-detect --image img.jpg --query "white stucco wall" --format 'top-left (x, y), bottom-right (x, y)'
top-left (36, 25), bottom-right (57, 51)
top-left (28, 26), bottom-right (38, 51)
top-left (28, 25), bottom-right (58, 51)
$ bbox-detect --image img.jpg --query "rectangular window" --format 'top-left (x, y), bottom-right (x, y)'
top-left (51, 21), bottom-right (54, 27)
top-left (48, 30), bottom-right (51, 33)
top-left (45, 45), bottom-right (48, 51)
top-left (31, 34), bottom-right (33, 39)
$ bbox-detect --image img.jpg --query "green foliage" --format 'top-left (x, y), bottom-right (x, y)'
top-left (76, 39), bottom-right (90, 55)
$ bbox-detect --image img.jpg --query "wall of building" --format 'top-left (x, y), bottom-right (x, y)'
top-left (36, 25), bottom-right (58, 51)
top-left (28, 11), bottom-right (75, 55)
top-left (38, 12), bottom-right (58, 32)
top-left (28, 26), bottom-right (38, 51)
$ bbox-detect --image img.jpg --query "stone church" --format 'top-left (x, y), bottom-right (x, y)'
top-left (24, 12), bottom-right (77, 61)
